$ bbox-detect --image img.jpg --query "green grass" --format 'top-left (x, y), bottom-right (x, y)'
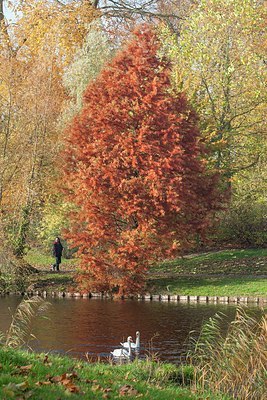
top-left (28, 272), bottom-right (76, 292)
top-left (21, 247), bottom-right (267, 297)
top-left (152, 248), bottom-right (267, 276)
top-left (0, 347), bottom-right (223, 400)
top-left (25, 249), bottom-right (77, 271)
top-left (185, 248), bottom-right (267, 262)
top-left (148, 248), bottom-right (267, 296)
top-left (147, 277), bottom-right (267, 296)
top-left (24, 249), bottom-right (77, 292)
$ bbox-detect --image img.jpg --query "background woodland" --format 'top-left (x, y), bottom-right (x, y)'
top-left (0, 0), bottom-right (266, 292)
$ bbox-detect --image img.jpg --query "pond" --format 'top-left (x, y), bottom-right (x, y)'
top-left (0, 296), bottom-right (263, 364)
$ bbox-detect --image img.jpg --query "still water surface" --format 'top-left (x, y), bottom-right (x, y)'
top-left (0, 296), bottom-right (263, 363)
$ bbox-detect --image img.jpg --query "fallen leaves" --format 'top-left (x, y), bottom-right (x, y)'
top-left (19, 365), bottom-right (33, 373)
top-left (2, 381), bottom-right (34, 399)
top-left (36, 372), bottom-right (82, 394)
top-left (3, 360), bottom-right (144, 399)
top-left (43, 354), bottom-right (52, 365)
top-left (119, 384), bottom-right (139, 396)
top-left (35, 381), bottom-right (51, 386)
top-left (12, 364), bottom-right (34, 377)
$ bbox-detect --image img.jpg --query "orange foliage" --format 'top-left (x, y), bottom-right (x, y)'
top-left (64, 25), bottom-right (221, 295)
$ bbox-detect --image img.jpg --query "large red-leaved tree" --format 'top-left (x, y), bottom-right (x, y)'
top-left (64, 25), bottom-right (221, 295)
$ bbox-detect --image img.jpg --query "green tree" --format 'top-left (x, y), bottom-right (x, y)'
top-left (62, 20), bottom-right (114, 119)
top-left (162, 0), bottom-right (266, 181)
top-left (161, 0), bottom-right (267, 246)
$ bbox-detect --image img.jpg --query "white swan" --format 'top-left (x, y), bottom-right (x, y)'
top-left (111, 336), bottom-right (132, 359)
top-left (121, 331), bottom-right (140, 351)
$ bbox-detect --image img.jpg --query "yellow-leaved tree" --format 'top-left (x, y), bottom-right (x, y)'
top-left (0, 0), bottom-right (98, 255)
top-left (162, 0), bottom-right (266, 179)
top-left (161, 0), bottom-right (267, 246)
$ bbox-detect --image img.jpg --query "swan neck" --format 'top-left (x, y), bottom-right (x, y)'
top-left (128, 340), bottom-right (132, 356)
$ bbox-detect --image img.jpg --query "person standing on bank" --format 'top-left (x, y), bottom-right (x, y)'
top-left (52, 237), bottom-right (63, 271)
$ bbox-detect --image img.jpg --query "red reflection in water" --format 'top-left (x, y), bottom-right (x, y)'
top-left (0, 296), bottom-right (260, 364)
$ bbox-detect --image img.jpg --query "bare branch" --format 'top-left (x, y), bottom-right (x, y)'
top-left (228, 101), bottom-right (266, 124)
top-left (54, 0), bottom-right (184, 22)
top-left (231, 154), bottom-right (260, 175)
top-left (201, 76), bottom-right (219, 124)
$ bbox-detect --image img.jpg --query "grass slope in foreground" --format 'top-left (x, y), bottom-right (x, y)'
top-left (0, 347), bottom-right (222, 400)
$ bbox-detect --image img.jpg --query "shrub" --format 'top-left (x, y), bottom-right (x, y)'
top-left (217, 202), bottom-right (267, 247)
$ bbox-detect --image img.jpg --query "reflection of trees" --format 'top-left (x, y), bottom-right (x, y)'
top-left (6, 298), bottom-right (241, 362)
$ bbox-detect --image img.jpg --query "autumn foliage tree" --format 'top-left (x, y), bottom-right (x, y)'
top-left (64, 26), bottom-right (221, 295)
top-left (0, 0), bottom-right (98, 255)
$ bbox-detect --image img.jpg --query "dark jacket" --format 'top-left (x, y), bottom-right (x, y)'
top-left (53, 242), bottom-right (63, 257)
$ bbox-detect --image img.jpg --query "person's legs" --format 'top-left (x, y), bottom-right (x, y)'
top-left (55, 256), bottom-right (61, 271)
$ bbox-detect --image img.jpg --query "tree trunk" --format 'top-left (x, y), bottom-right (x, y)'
top-left (0, 0), bottom-right (4, 22)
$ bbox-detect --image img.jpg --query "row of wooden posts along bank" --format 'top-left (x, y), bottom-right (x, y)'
top-left (1, 291), bottom-right (267, 305)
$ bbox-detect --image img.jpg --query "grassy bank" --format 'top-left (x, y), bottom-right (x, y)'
top-left (150, 248), bottom-right (267, 276)
top-left (0, 347), bottom-right (218, 400)
top-left (22, 248), bottom-right (267, 297)
top-left (25, 250), bottom-right (77, 271)
top-left (147, 276), bottom-right (267, 296)
top-left (148, 248), bottom-right (267, 297)
top-left (0, 291), bottom-right (265, 400)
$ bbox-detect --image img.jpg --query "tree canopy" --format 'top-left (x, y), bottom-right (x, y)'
top-left (0, 0), bottom-right (265, 260)
top-left (64, 26), bottom-right (222, 294)
top-left (162, 0), bottom-right (266, 180)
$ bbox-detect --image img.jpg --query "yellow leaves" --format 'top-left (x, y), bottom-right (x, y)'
top-left (161, 0), bottom-right (266, 185)
top-left (206, 133), bottom-right (228, 150)
top-left (0, 81), bottom-right (9, 99)
top-left (13, 0), bottom-right (99, 66)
